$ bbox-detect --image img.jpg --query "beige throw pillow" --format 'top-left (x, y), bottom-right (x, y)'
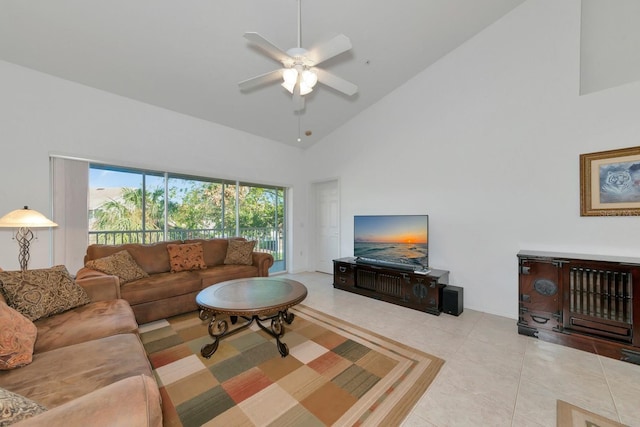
top-left (223, 239), bottom-right (256, 265)
top-left (167, 243), bottom-right (207, 273)
top-left (0, 265), bottom-right (91, 321)
top-left (0, 302), bottom-right (37, 370)
top-left (85, 250), bottom-right (148, 285)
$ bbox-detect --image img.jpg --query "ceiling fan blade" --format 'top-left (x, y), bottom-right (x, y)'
top-left (244, 32), bottom-right (291, 64)
top-left (292, 87), bottom-right (305, 111)
top-left (306, 34), bottom-right (352, 66)
top-left (238, 69), bottom-right (283, 91)
top-left (314, 68), bottom-right (358, 96)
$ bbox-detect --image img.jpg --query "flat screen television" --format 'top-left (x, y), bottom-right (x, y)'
top-left (354, 214), bottom-right (429, 270)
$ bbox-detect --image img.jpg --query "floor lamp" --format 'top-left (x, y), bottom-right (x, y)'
top-left (0, 206), bottom-right (58, 271)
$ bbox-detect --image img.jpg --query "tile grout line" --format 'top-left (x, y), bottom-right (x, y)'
top-left (511, 339), bottom-right (532, 427)
top-left (597, 355), bottom-right (626, 425)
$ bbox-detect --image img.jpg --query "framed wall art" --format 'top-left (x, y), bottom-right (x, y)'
top-left (580, 146), bottom-right (640, 216)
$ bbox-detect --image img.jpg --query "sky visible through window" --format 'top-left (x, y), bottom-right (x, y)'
top-left (90, 168), bottom-right (142, 189)
top-left (89, 168), bottom-right (192, 197)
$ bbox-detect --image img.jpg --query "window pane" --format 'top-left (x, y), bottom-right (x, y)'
top-left (238, 184), bottom-right (285, 271)
top-left (143, 173), bottom-right (166, 243)
top-left (167, 176), bottom-right (225, 240)
top-left (89, 168), bottom-right (144, 244)
top-left (223, 183), bottom-right (237, 236)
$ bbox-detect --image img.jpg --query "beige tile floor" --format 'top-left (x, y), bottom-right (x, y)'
top-left (281, 272), bottom-right (640, 427)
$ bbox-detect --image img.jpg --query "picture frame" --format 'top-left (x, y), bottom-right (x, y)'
top-left (580, 146), bottom-right (640, 216)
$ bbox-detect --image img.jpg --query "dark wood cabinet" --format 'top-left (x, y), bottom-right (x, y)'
top-left (333, 257), bottom-right (449, 315)
top-left (519, 257), bottom-right (562, 332)
top-left (518, 250), bottom-right (640, 364)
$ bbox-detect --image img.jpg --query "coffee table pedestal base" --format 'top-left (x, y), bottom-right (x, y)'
top-left (199, 309), bottom-right (295, 358)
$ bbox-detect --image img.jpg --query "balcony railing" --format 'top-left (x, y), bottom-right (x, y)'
top-left (88, 227), bottom-right (284, 262)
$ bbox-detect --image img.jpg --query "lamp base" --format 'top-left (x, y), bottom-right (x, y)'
top-left (15, 227), bottom-right (34, 271)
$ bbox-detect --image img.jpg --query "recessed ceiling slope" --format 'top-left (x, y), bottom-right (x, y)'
top-left (0, 0), bottom-right (525, 148)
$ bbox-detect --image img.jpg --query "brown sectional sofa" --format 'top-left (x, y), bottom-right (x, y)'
top-left (76, 238), bottom-right (275, 324)
top-left (0, 273), bottom-right (162, 426)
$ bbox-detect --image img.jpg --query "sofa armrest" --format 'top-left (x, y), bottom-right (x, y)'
top-left (252, 252), bottom-right (275, 276)
top-left (15, 375), bottom-right (162, 427)
top-left (75, 268), bottom-right (121, 301)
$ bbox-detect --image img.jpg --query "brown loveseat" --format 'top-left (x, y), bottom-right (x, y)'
top-left (76, 238), bottom-right (275, 324)
top-left (0, 270), bottom-right (162, 426)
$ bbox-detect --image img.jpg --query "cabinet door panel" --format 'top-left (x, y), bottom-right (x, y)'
top-left (562, 263), bottom-right (633, 341)
top-left (334, 262), bottom-right (355, 288)
top-left (410, 277), bottom-right (438, 309)
top-left (520, 259), bottom-right (561, 314)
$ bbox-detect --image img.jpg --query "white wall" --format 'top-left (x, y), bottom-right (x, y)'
top-left (2, 0), bottom-right (639, 319)
top-left (304, 0), bottom-right (640, 318)
top-left (0, 60), bottom-right (309, 272)
top-left (581, 0), bottom-right (640, 94)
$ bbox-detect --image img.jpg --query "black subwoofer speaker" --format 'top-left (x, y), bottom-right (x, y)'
top-left (443, 285), bottom-right (463, 316)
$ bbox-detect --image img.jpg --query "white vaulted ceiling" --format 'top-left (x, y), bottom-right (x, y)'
top-left (0, 0), bottom-right (525, 148)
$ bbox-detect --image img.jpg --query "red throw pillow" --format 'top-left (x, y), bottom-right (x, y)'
top-left (167, 242), bottom-right (207, 273)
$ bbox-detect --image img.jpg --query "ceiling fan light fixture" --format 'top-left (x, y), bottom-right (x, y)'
top-left (281, 68), bottom-right (298, 93)
top-left (281, 81), bottom-right (296, 93)
top-left (301, 69), bottom-right (317, 89)
top-left (299, 82), bottom-right (313, 95)
top-left (240, 0), bottom-right (357, 112)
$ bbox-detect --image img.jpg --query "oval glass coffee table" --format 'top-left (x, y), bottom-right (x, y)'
top-left (196, 277), bottom-right (307, 358)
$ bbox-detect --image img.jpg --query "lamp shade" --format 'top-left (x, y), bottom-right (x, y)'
top-left (0, 206), bottom-right (58, 228)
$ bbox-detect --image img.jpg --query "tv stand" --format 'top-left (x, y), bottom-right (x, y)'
top-left (333, 257), bottom-right (449, 315)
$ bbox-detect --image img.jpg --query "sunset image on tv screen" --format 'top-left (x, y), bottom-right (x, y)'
top-left (354, 215), bottom-right (428, 267)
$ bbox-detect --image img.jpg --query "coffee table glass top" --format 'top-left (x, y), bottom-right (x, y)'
top-left (196, 277), bottom-right (307, 314)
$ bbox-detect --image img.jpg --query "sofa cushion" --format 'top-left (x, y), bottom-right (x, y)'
top-left (85, 250), bottom-right (148, 285)
top-left (196, 238), bottom-right (231, 266)
top-left (199, 264), bottom-right (260, 286)
top-left (0, 266), bottom-right (90, 321)
top-left (167, 243), bottom-right (207, 273)
top-left (0, 387), bottom-right (47, 425)
top-left (33, 300), bottom-right (138, 354)
top-left (0, 334), bottom-right (152, 409)
top-left (120, 271), bottom-right (202, 306)
top-left (0, 303), bottom-right (37, 371)
top-left (223, 239), bottom-right (256, 265)
top-left (11, 375), bottom-right (162, 427)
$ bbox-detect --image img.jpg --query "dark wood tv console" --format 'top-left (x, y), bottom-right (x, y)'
top-left (333, 257), bottom-right (449, 315)
top-left (517, 250), bottom-right (640, 365)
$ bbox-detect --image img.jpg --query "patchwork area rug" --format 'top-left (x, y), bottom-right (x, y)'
top-left (139, 305), bottom-right (444, 426)
top-left (556, 400), bottom-right (628, 427)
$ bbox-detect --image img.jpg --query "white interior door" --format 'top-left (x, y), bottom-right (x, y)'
top-left (315, 180), bottom-right (340, 274)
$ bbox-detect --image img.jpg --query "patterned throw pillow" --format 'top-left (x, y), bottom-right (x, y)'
top-left (223, 239), bottom-right (256, 265)
top-left (0, 387), bottom-right (47, 425)
top-left (0, 302), bottom-right (37, 370)
top-left (0, 266), bottom-right (91, 322)
top-left (85, 250), bottom-right (148, 285)
top-left (167, 243), bottom-right (207, 273)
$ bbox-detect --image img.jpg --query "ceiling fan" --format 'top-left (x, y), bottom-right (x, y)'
top-left (238, 0), bottom-right (358, 111)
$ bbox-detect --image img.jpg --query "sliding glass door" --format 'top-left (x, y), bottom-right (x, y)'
top-left (88, 165), bottom-right (286, 273)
